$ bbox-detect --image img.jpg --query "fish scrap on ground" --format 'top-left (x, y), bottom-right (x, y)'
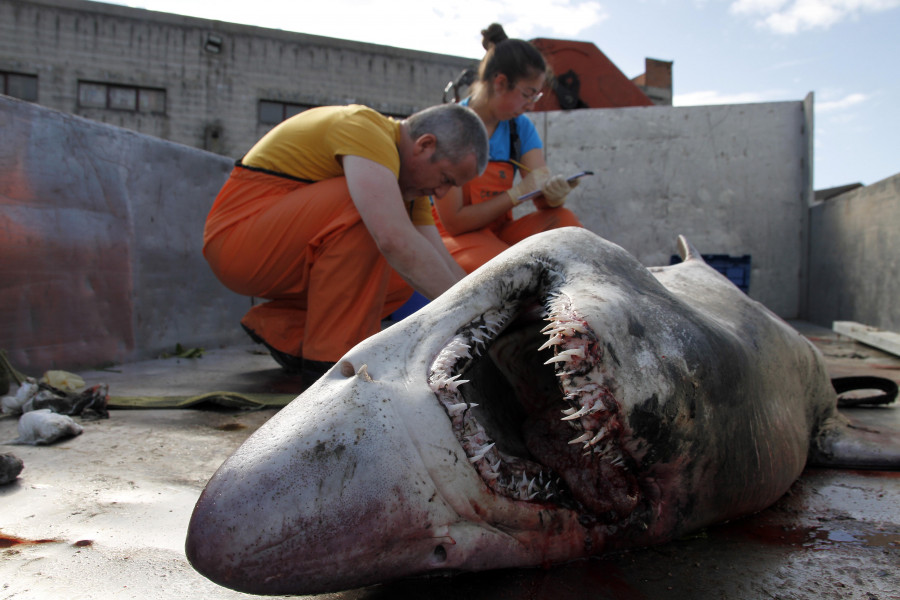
top-left (1, 378), bottom-right (108, 446)
top-left (1, 379), bottom-right (109, 419)
top-left (4, 409), bottom-right (84, 446)
top-left (0, 452), bottom-right (24, 485)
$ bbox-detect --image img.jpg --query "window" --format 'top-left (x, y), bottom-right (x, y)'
top-left (1, 71), bottom-right (38, 101)
top-left (204, 34), bottom-right (223, 54)
top-left (78, 82), bottom-right (107, 108)
top-left (258, 100), bottom-right (316, 125)
top-left (77, 81), bottom-right (167, 114)
top-left (108, 86), bottom-right (137, 111)
top-left (139, 88), bottom-right (166, 113)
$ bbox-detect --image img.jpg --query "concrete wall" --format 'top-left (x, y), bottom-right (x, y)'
top-left (524, 98), bottom-right (813, 318)
top-left (808, 173), bottom-right (900, 332)
top-left (0, 95), bottom-right (243, 372)
top-left (0, 0), bottom-right (473, 158)
top-left (2, 93), bottom-right (818, 372)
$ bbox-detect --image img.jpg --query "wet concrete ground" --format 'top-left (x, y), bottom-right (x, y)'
top-left (1, 321), bottom-right (898, 600)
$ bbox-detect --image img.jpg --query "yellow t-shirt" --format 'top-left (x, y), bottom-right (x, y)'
top-left (242, 105), bottom-right (433, 225)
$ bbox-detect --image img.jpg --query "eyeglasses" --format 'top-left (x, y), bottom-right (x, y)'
top-left (517, 86), bottom-right (544, 104)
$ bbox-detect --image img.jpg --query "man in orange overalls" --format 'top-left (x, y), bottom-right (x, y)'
top-left (203, 104), bottom-right (488, 385)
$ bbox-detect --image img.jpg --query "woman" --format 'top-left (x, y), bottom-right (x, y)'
top-left (432, 23), bottom-right (583, 273)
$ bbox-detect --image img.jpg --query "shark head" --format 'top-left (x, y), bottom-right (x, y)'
top-left (186, 228), bottom-right (838, 595)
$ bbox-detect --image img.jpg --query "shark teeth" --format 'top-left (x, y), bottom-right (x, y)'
top-left (537, 333), bottom-right (565, 351)
top-left (428, 307), bottom-right (567, 504)
top-left (561, 405), bottom-right (590, 421)
top-left (446, 402), bottom-right (477, 417)
top-left (428, 294), bottom-right (627, 509)
top-left (543, 348), bottom-right (586, 364)
top-left (429, 336), bottom-right (471, 383)
top-left (588, 427), bottom-right (608, 446)
top-left (543, 292), bottom-right (627, 464)
top-left (568, 432), bottom-right (592, 445)
top-left (429, 374), bottom-right (469, 392)
top-left (495, 469), bottom-right (562, 502)
top-left (468, 442), bottom-right (495, 463)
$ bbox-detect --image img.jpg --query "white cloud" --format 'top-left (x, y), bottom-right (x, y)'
top-left (673, 89), bottom-right (781, 105)
top-left (816, 92), bottom-right (868, 112)
top-left (729, 0), bottom-right (900, 33)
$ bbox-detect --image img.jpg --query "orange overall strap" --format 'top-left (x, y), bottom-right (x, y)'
top-left (464, 160), bottom-right (517, 233)
top-left (434, 161), bottom-right (517, 237)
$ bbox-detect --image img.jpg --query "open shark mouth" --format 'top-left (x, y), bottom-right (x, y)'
top-left (428, 264), bottom-right (643, 524)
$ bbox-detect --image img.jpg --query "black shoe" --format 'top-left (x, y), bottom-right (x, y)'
top-left (300, 358), bottom-right (335, 389)
top-left (241, 324), bottom-right (304, 373)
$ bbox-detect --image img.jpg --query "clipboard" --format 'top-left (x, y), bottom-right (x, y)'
top-left (517, 170), bottom-right (593, 202)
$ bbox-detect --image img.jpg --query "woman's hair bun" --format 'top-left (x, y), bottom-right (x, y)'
top-left (481, 23), bottom-right (508, 51)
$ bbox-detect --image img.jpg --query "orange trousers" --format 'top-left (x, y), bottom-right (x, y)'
top-left (441, 207), bottom-right (583, 274)
top-left (203, 167), bottom-right (412, 363)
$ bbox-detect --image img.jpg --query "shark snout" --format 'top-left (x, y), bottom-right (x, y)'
top-left (185, 373), bottom-right (469, 594)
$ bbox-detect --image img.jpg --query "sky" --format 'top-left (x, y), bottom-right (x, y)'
top-left (108, 0), bottom-right (900, 191)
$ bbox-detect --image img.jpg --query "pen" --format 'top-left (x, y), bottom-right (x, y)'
top-left (509, 158), bottom-right (531, 173)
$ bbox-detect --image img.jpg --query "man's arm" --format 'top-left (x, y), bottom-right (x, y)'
top-left (416, 223), bottom-right (468, 280)
top-left (343, 155), bottom-right (461, 299)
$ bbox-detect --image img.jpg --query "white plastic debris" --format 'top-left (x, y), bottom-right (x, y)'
top-left (5, 409), bottom-right (84, 446)
top-left (41, 370), bottom-right (85, 392)
top-left (0, 379), bottom-right (39, 415)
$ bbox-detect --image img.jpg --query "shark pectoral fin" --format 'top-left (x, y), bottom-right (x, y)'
top-left (809, 414), bottom-right (900, 470)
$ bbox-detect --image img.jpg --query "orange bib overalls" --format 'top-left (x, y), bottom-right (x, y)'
top-left (435, 160), bottom-right (582, 274)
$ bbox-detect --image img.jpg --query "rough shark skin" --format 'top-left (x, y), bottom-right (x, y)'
top-left (185, 228), bottom-right (898, 595)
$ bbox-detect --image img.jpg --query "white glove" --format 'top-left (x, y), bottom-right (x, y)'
top-left (508, 166), bottom-right (550, 206)
top-left (541, 174), bottom-right (580, 207)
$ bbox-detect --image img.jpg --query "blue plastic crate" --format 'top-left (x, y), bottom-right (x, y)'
top-left (670, 253), bottom-right (751, 293)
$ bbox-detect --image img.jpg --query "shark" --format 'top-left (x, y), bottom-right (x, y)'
top-left (185, 227), bottom-right (899, 595)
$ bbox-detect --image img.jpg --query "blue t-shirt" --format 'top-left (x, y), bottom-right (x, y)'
top-left (461, 98), bottom-right (543, 163)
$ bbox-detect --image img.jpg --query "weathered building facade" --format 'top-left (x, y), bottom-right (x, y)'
top-left (0, 0), bottom-right (475, 157)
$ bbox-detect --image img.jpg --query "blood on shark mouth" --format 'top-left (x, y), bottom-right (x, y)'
top-left (428, 278), bottom-right (642, 522)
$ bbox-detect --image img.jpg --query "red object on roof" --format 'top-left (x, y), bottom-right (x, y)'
top-left (530, 38), bottom-right (654, 111)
